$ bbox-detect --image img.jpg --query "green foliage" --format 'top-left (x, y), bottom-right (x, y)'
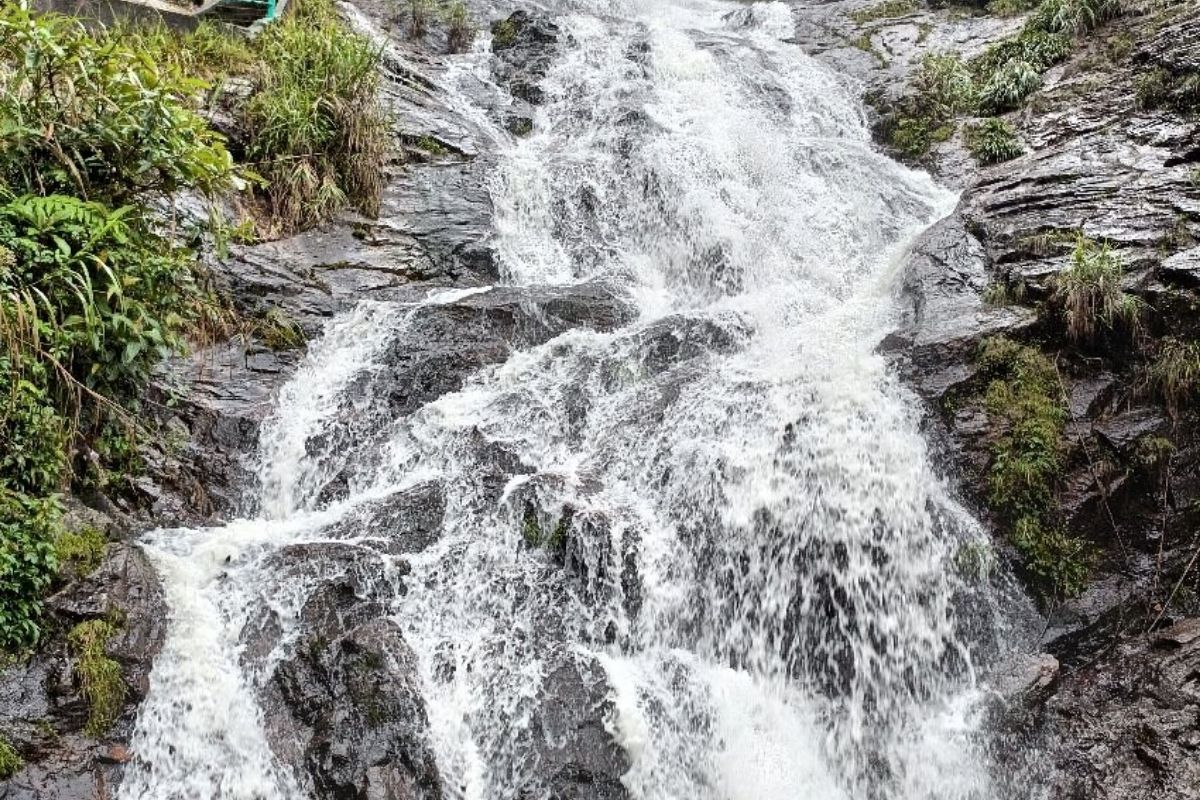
top-left (244, 0), bottom-right (388, 232)
top-left (1149, 338), bottom-right (1200, 417)
top-left (408, 0), bottom-right (436, 38)
top-left (256, 307), bottom-right (305, 350)
top-left (850, 0), bottom-right (921, 24)
top-left (103, 19), bottom-right (255, 82)
top-left (0, 4), bottom-right (234, 204)
top-left (68, 619), bottom-right (125, 737)
top-left (444, 1), bottom-right (476, 53)
top-left (1053, 236), bottom-right (1140, 343)
top-left (884, 53), bottom-right (974, 156)
top-left (1134, 66), bottom-right (1200, 113)
top-left (0, 736), bottom-right (21, 779)
top-left (0, 6), bottom-right (235, 653)
top-left (1029, 0), bottom-right (1123, 36)
top-left (0, 489), bottom-right (62, 650)
top-left (977, 337), bottom-right (1089, 598)
top-left (976, 57), bottom-right (1043, 112)
top-left (521, 506), bottom-right (568, 552)
top-left (492, 17), bottom-right (518, 48)
top-left (54, 526), bottom-right (107, 578)
top-left (968, 118), bottom-right (1024, 163)
top-left (987, 0), bottom-right (1041, 15)
top-left (0, 195), bottom-right (198, 397)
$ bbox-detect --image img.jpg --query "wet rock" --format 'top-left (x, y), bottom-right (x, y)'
top-left (0, 544), bottom-right (167, 798)
top-left (268, 618), bottom-right (443, 800)
top-left (492, 11), bottom-right (563, 134)
top-left (520, 657), bottom-right (630, 800)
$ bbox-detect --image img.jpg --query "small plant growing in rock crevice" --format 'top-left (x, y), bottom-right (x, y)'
top-left (968, 118), bottom-right (1024, 164)
top-left (68, 619), bottom-right (125, 737)
top-left (1053, 236), bottom-right (1141, 344)
top-left (1149, 338), bottom-right (1200, 418)
top-left (0, 736), bottom-right (21, 779)
top-left (444, 1), bottom-right (476, 53)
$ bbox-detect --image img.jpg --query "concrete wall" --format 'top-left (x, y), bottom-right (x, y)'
top-left (33, 0), bottom-right (203, 31)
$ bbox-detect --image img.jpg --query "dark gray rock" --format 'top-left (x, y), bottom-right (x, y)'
top-left (491, 11), bottom-right (563, 134)
top-left (0, 544), bottom-right (167, 799)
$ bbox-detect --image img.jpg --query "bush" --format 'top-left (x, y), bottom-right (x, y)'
top-left (1053, 236), bottom-right (1141, 343)
top-left (885, 53), bottom-right (974, 156)
top-left (1150, 338), bottom-right (1200, 417)
top-left (850, 0), bottom-right (921, 24)
top-left (0, 4), bottom-right (233, 205)
top-left (54, 526), bottom-right (107, 578)
top-left (408, 0), bottom-right (435, 38)
top-left (1029, 0), bottom-right (1123, 36)
top-left (68, 618), bottom-right (125, 736)
top-left (968, 118), bottom-right (1024, 163)
top-left (0, 490), bottom-right (61, 650)
top-left (244, 0), bottom-right (388, 232)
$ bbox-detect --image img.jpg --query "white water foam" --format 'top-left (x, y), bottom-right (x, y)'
top-left (121, 2), bottom-right (1013, 799)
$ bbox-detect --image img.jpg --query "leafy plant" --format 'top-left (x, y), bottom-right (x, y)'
top-left (883, 53), bottom-right (974, 156)
top-left (850, 0), bottom-right (921, 24)
top-left (976, 58), bottom-right (1043, 112)
top-left (968, 118), bottom-right (1024, 163)
top-left (54, 526), bottom-right (107, 578)
top-left (1029, 0), bottom-right (1123, 36)
top-left (1053, 236), bottom-right (1141, 343)
top-left (68, 619), bottom-right (125, 736)
top-left (0, 4), bottom-right (234, 204)
top-left (0, 489), bottom-right (61, 650)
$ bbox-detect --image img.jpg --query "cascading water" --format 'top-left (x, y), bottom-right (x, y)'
top-left (121, 1), bottom-right (1016, 798)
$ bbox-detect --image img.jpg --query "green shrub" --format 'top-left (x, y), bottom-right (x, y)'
top-left (1053, 236), bottom-right (1140, 343)
top-left (968, 118), bottom-right (1024, 163)
top-left (0, 489), bottom-right (61, 650)
top-left (103, 19), bottom-right (255, 82)
top-left (244, 0), bottom-right (388, 232)
top-left (1150, 338), bottom-right (1200, 417)
top-left (1135, 67), bottom-right (1173, 109)
top-left (0, 358), bottom-right (66, 497)
top-left (1011, 516), bottom-right (1090, 596)
top-left (0, 4), bottom-right (233, 204)
top-left (885, 53), bottom-right (974, 156)
top-left (492, 16), bottom-right (517, 48)
top-left (0, 736), bottom-right (21, 779)
top-left (1029, 0), bottom-right (1122, 36)
top-left (68, 619), bottom-right (125, 736)
top-left (408, 0), bottom-right (435, 38)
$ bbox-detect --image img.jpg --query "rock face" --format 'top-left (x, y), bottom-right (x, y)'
top-left (792, 0), bottom-right (1200, 797)
top-left (0, 544), bottom-right (167, 799)
top-left (491, 10), bottom-right (562, 134)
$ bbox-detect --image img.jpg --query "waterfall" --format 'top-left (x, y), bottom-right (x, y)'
top-left (120, 1), bottom-right (1010, 799)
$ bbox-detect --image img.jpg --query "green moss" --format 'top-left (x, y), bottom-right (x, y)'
top-left (54, 527), bottom-right (107, 578)
top-left (68, 619), bottom-right (125, 737)
top-left (967, 117), bottom-right (1024, 164)
top-left (977, 337), bottom-right (1090, 599)
top-left (0, 736), bottom-right (21, 779)
top-left (850, 0), bottom-right (920, 24)
top-left (521, 505), bottom-right (570, 552)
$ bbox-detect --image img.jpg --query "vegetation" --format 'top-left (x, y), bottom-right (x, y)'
top-left (0, 2), bottom-right (237, 650)
top-left (977, 337), bottom-right (1090, 598)
top-left (1150, 338), bottom-right (1200, 417)
top-left (444, 1), bottom-right (476, 53)
top-left (850, 0), bottom-right (921, 24)
top-left (877, 0), bottom-right (1124, 157)
top-left (243, 0), bottom-right (388, 232)
top-left (522, 505), bottom-right (569, 552)
top-left (967, 118), bottom-right (1024, 163)
top-left (54, 526), bottom-right (107, 578)
top-left (0, 736), bottom-right (21, 779)
top-left (68, 619), bottom-right (125, 736)
top-left (1053, 236), bottom-right (1141, 343)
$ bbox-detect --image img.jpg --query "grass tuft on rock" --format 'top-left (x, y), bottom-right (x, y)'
top-left (968, 118), bottom-right (1024, 164)
top-left (1053, 236), bottom-right (1141, 344)
top-left (850, 0), bottom-right (921, 24)
top-left (68, 619), bottom-right (125, 737)
top-left (1150, 338), bottom-right (1200, 418)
